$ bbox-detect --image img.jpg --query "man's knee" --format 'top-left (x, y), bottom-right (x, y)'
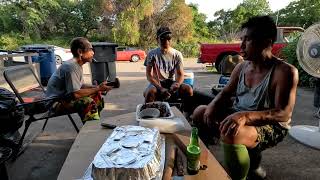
top-left (180, 84), bottom-right (193, 97)
top-left (144, 87), bottom-right (158, 103)
top-left (144, 87), bottom-right (157, 96)
top-left (191, 105), bottom-right (207, 124)
top-left (221, 126), bottom-right (258, 148)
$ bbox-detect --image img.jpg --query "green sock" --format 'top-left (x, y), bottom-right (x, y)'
top-left (222, 142), bottom-right (250, 180)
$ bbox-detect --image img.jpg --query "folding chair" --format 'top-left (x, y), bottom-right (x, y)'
top-left (3, 65), bottom-right (79, 151)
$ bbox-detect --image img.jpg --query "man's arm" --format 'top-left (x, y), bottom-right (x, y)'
top-left (174, 64), bottom-right (184, 85)
top-left (81, 84), bottom-right (96, 89)
top-left (73, 82), bottom-right (111, 99)
top-left (73, 87), bottom-right (100, 99)
top-left (244, 64), bottom-right (299, 125)
top-left (146, 65), bottom-right (162, 90)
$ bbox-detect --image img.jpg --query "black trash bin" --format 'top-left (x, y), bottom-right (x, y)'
top-left (91, 42), bottom-right (120, 88)
top-left (21, 44), bottom-right (56, 86)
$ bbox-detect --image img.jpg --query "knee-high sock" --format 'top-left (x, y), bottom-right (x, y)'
top-left (222, 142), bottom-right (250, 180)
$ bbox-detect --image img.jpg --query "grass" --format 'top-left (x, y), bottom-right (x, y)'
top-left (206, 65), bottom-right (217, 73)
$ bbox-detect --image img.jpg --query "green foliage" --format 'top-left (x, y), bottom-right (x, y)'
top-left (0, 33), bottom-right (32, 50)
top-left (211, 0), bottom-right (272, 42)
top-left (0, 33), bottom-right (71, 50)
top-left (282, 34), bottom-right (313, 87)
top-left (275, 0), bottom-right (320, 28)
top-left (189, 4), bottom-right (214, 41)
top-left (174, 41), bottom-right (199, 58)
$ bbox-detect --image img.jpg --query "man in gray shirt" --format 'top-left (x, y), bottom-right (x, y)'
top-left (46, 37), bottom-right (112, 123)
top-left (143, 26), bottom-right (193, 104)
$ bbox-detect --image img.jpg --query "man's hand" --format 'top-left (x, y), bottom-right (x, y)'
top-left (160, 88), bottom-right (171, 100)
top-left (220, 112), bottom-right (246, 137)
top-left (170, 82), bottom-right (180, 93)
top-left (98, 82), bottom-right (112, 92)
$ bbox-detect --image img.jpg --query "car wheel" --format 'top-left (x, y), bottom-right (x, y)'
top-left (215, 54), bottom-right (237, 73)
top-left (55, 55), bottom-right (62, 65)
top-left (130, 55), bottom-right (140, 62)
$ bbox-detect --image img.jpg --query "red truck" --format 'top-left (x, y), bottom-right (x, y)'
top-left (198, 27), bottom-right (304, 72)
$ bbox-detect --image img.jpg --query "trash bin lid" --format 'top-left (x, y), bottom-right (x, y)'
top-left (91, 42), bottom-right (118, 47)
top-left (21, 44), bottom-right (54, 50)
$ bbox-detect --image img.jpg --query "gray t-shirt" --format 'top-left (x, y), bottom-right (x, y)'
top-left (144, 47), bottom-right (183, 80)
top-left (46, 59), bottom-right (84, 98)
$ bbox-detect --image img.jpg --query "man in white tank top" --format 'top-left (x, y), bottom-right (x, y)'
top-left (192, 16), bottom-right (299, 180)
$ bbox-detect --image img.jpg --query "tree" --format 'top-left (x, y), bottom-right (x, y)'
top-left (275, 0), bottom-right (320, 28)
top-left (14, 0), bottom-right (60, 38)
top-left (211, 0), bottom-right (271, 42)
top-left (189, 3), bottom-right (214, 41)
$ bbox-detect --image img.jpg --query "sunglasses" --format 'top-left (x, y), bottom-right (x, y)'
top-left (160, 34), bottom-right (172, 41)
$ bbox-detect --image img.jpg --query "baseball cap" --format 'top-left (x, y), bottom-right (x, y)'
top-left (156, 26), bottom-right (172, 38)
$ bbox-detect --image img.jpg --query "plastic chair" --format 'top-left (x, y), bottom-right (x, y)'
top-left (3, 65), bottom-right (79, 151)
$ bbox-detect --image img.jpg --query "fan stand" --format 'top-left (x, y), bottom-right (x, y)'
top-left (289, 108), bottom-right (320, 150)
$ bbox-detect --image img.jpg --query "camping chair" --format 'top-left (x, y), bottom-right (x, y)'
top-left (3, 65), bottom-right (79, 151)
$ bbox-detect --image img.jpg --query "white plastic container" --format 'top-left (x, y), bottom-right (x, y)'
top-left (136, 102), bottom-right (184, 133)
top-left (136, 101), bottom-right (174, 121)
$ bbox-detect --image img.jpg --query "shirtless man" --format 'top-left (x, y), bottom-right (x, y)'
top-left (192, 16), bottom-right (299, 180)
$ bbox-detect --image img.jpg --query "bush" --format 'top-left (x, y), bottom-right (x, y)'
top-left (0, 34), bottom-right (72, 50)
top-left (174, 42), bottom-right (199, 58)
top-left (282, 34), bottom-right (314, 87)
top-left (0, 34), bottom-right (33, 50)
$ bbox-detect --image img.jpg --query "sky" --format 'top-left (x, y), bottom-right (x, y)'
top-left (185, 0), bottom-right (295, 21)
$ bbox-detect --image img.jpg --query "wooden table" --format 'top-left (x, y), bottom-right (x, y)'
top-left (58, 107), bottom-right (230, 180)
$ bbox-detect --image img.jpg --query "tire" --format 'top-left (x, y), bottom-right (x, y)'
top-left (215, 53), bottom-right (238, 73)
top-left (214, 57), bottom-right (223, 73)
top-left (130, 55), bottom-right (140, 62)
top-left (55, 55), bottom-right (62, 65)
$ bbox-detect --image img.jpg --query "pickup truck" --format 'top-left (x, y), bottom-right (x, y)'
top-left (198, 27), bottom-right (304, 72)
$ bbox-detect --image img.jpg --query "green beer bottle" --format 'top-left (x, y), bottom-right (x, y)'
top-left (187, 127), bottom-right (201, 175)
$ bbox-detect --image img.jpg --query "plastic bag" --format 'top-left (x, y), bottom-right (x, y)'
top-left (138, 117), bottom-right (185, 133)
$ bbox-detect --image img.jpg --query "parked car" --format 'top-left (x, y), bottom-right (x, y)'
top-left (198, 27), bottom-right (304, 72)
top-left (116, 47), bottom-right (146, 62)
top-left (54, 46), bottom-right (73, 65)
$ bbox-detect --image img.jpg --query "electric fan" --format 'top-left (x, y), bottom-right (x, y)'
top-left (289, 23), bottom-right (320, 150)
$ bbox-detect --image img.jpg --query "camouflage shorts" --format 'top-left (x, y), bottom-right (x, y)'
top-left (54, 93), bottom-right (104, 123)
top-left (255, 124), bottom-right (288, 151)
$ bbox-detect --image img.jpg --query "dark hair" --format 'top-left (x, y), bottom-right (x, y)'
top-left (241, 16), bottom-right (277, 44)
top-left (156, 26), bottom-right (172, 38)
top-left (70, 37), bottom-right (91, 57)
